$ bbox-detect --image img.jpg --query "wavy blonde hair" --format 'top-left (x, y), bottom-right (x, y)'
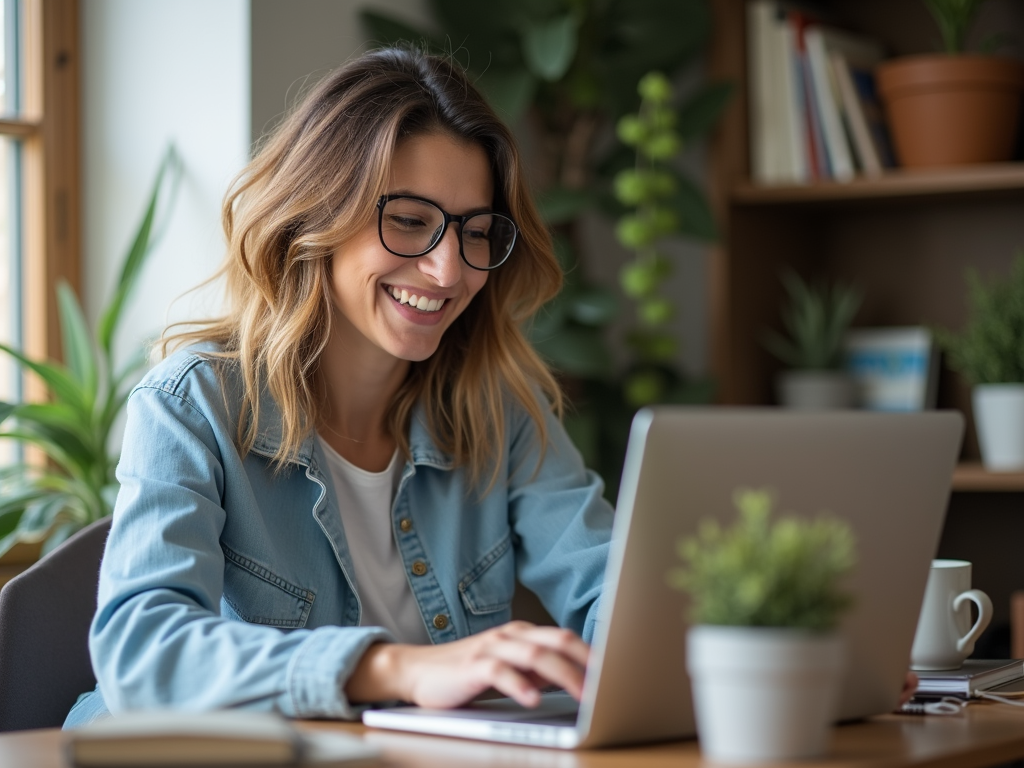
top-left (164, 48), bottom-right (563, 487)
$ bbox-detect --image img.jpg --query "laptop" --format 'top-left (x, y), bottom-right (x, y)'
top-left (363, 408), bottom-right (964, 749)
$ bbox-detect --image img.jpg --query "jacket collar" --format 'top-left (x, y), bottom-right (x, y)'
top-left (248, 385), bottom-right (453, 470)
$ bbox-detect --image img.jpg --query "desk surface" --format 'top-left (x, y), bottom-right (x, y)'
top-left (5, 703), bottom-right (1024, 768)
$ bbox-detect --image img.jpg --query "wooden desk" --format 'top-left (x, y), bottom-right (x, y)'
top-left (5, 704), bottom-right (1024, 768)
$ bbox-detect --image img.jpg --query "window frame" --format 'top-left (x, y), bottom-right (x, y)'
top-left (2, 0), bottom-right (80, 400)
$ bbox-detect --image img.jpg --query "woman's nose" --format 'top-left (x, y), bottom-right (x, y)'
top-left (418, 225), bottom-right (463, 286)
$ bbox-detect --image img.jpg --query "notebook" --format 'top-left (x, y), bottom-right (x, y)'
top-left (362, 408), bottom-right (964, 749)
top-left (914, 659), bottom-right (1024, 698)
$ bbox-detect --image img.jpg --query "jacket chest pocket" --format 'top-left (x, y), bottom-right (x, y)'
top-left (221, 545), bottom-right (315, 628)
top-left (458, 534), bottom-right (515, 635)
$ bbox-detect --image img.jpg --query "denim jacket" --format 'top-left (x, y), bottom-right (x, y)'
top-left (64, 347), bottom-right (613, 726)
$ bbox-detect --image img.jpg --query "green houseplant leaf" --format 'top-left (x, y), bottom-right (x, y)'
top-left (522, 15), bottom-right (578, 82)
top-left (0, 145), bottom-right (182, 558)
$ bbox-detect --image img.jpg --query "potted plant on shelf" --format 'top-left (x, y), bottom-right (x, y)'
top-left (876, 0), bottom-right (1024, 167)
top-left (667, 489), bottom-right (856, 764)
top-left (763, 270), bottom-right (862, 409)
top-left (0, 147), bottom-right (181, 563)
top-left (938, 253), bottom-right (1024, 471)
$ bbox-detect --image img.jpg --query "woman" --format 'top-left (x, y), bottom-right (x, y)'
top-left (63, 47), bottom-right (613, 727)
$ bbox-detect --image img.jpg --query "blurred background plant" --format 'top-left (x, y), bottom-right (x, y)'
top-left (762, 270), bottom-right (863, 372)
top-left (923, 0), bottom-right (990, 54)
top-left (0, 147), bottom-right (181, 557)
top-left (360, 0), bottom-right (731, 496)
top-left (614, 71), bottom-right (716, 408)
top-left (937, 252), bottom-right (1024, 385)
top-left (666, 488), bottom-right (856, 629)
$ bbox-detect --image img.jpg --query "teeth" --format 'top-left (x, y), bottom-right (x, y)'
top-left (388, 286), bottom-right (445, 312)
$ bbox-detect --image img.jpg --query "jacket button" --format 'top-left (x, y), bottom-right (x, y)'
top-left (411, 560), bottom-right (428, 576)
top-left (432, 614), bottom-right (449, 630)
top-left (400, 518), bottom-right (413, 533)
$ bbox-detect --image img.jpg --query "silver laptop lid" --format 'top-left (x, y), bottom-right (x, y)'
top-left (577, 408), bottom-right (963, 747)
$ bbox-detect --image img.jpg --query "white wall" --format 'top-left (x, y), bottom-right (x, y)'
top-left (81, 0), bottom-right (251, 373)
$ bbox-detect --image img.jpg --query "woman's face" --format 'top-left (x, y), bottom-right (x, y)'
top-left (329, 132), bottom-right (492, 364)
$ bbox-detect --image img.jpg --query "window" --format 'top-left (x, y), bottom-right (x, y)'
top-left (0, 0), bottom-right (80, 466)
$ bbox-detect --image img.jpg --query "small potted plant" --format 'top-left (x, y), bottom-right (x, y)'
top-left (938, 253), bottom-right (1024, 471)
top-left (667, 489), bottom-right (856, 764)
top-left (876, 0), bottom-right (1024, 167)
top-left (763, 270), bottom-right (862, 409)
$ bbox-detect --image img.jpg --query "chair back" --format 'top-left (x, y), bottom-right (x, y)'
top-left (0, 516), bottom-right (111, 731)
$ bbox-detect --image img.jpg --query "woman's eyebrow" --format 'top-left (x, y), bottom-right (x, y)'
top-left (386, 190), bottom-right (494, 216)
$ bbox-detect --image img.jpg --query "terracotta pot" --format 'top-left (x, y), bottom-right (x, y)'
top-left (876, 55), bottom-right (1024, 167)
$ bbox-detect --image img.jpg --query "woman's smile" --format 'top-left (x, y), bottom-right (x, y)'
top-left (329, 132), bottom-right (492, 362)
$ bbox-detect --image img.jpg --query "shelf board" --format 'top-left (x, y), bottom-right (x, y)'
top-left (952, 462), bottom-right (1024, 492)
top-left (732, 163), bottom-right (1024, 206)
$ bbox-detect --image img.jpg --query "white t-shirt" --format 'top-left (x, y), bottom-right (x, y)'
top-left (317, 436), bottom-right (432, 645)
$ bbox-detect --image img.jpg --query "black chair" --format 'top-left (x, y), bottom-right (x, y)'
top-left (0, 516), bottom-right (111, 732)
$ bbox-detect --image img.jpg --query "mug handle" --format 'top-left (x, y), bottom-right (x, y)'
top-left (954, 589), bottom-right (994, 654)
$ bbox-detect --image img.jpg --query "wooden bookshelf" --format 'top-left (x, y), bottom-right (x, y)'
top-left (708, 0), bottom-right (1024, 445)
top-left (952, 463), bottom-right (1024, 492)
top-left (732, 163), bottom-right (1024, 206)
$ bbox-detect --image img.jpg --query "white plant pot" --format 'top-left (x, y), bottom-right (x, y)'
top-left (973, 384), bottom-right (1024, 471)
top-left (686, 625), bottom-right (845, 764)
top-left (776, 370), bottom-right (857, 410)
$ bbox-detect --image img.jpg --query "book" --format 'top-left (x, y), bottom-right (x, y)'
top-left (790, 11), bottom-right (830, 180)
top-left (747, 1), bottom-right (808, 184)
top-left (844, 327), bottom-right (938, 412)
top-left (65, 710), bottom-right (381, 767)
top-left (831, 50), bottom-right (894, 176)
top-left (747, 1), bottom-right (776, 184)
top-left (805, 25), bottom-right (877, 181)
top-left (915, 659), bottom-right (1024, 698)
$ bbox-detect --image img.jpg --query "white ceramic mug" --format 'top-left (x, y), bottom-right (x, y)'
top-left (910, 559), bottom-right (993, 671)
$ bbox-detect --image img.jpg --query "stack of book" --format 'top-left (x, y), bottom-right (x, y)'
top-left (747, 1), bottom-right (897, 184)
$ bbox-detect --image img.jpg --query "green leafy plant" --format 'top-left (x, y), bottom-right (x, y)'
top-left (924, 0), bottom-right (990, 54)
top-left (666, 489), bottom-right (856, 630)
top-left (613, 72), bottom-right (712, 407)
top-left (0, 146), bottom-right (182, 557)
top-left (763, 270), bottom-right (862, 371)
top-left (937, 252), bottom-right (1024, 385)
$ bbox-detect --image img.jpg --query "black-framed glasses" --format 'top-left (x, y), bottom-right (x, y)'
top-left (376, 195), bottom-right (518, 271)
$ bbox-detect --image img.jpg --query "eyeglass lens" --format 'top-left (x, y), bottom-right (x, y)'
top-left (380, 197), bottom-right (516, 269)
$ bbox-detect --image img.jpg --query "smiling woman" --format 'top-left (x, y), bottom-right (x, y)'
top-left (62, 47), bottom-right (614, 727)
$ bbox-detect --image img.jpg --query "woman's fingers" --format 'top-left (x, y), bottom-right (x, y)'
top-left (483, 633), bottom-right (588, 700)
top-left (497, 622), bottom-right (592, 669)
top-left (356, 623), bottom-right (593, 710)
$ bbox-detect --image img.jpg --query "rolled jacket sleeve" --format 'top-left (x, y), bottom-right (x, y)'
top-left (90, 384), bottom-right (390, 720)
top-left (506, 398), bottom-right (614, 643)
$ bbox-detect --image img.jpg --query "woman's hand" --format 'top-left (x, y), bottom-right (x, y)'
top-left (346, 621), bottom-right (590, 709)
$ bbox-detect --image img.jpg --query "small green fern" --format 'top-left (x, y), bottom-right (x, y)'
top-left (937, 253), bottom-right (1024, 385)
top-left (666, 489), bottom-right (856, 630)
top-left (762, 271), bottom-right (862, 371)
